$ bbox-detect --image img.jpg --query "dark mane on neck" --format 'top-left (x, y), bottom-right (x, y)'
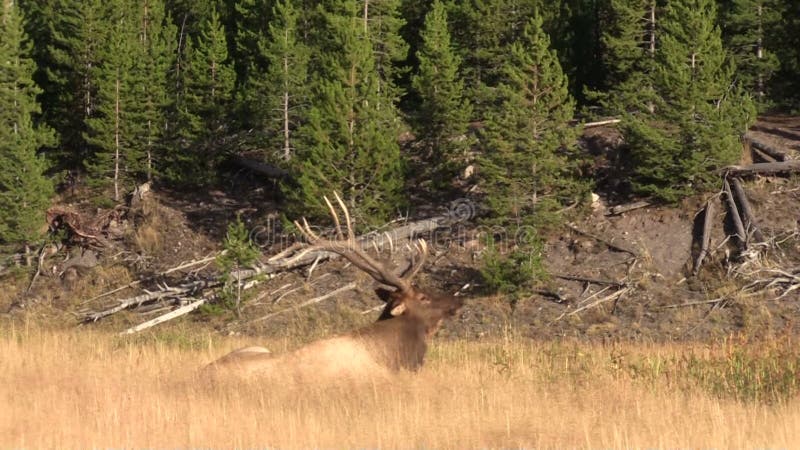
top-left (354, 317), bottom-right (427, 371)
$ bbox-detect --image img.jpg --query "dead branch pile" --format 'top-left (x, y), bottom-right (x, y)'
top-left (690, 147), bottom-right (800, 301)
top-left (740, 267), bottom-right (800, 300)
top-left (690, 135), bottom-right (799, 275)
top-left (79, 214), bottom-right (452, 334)
top-left (46, 206), bottom-right (126, 247)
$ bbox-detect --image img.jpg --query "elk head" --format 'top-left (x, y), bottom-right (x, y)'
top-left (285, 193), bottom-right (463, 358)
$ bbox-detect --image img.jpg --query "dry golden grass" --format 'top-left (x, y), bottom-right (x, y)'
top-left (131, 197), bottom-right (167, 256)
top-left (1, 325), bottom-right (799, 449)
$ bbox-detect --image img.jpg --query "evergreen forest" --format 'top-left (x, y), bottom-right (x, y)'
top-left (3, 0), bottom-right (800, 249)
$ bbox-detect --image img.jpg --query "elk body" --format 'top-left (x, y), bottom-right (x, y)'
top-left (204, 194), bottom-right (463, 384)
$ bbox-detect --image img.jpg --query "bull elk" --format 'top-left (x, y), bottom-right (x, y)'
top-left (204, 193), bottom-right (463, 383)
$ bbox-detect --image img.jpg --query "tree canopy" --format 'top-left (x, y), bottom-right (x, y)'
top-left (3, 0), bottom-right (799, 248)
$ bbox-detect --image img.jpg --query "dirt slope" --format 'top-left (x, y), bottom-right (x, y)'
top-left (3, 117), bottom-right (799, 343)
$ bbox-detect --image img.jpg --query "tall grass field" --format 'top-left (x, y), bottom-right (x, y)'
top-left (2, 324), bottom-right (799, 448)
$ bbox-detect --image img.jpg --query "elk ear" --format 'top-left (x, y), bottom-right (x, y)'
top-left (389, 302), bottom-right (407, 316)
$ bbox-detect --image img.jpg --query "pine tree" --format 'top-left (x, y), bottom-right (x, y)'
top-left (232, 0), bottom-right (270, 128)
top-left (165, 0), bottom-right (219, 35)
top-left (83, 0), bottom-right (138, 202)
top-left (447, 0), bottom-right (539, 117)
top-left (232, 0), bottom-right (272, 95)
top-left (479, 13), bottom-right (584, 227)
top-left (545, 0), bottom-right (605, 102)
top-left (289, 0), bottom-right (404, 226)
top-left (589, 0), bottom-right (659, 116)
top-left (624, 0), bottom-right (756, 201)
top-left (721, 0), bottom-right (781, 107)
top-left (0, 0), bottom-right (54, 245)
top-left (168, 6), bottom-right (235, 183)
top-left (129, 0), bottom-right (176, 181)
top-left (32, 0), bottom-right (108, 169)
top-left (362, 0), bottom-right (408, 102)
top-left (411, 0), bottom-right (472, 182)
top-left (769, 2), bottom-right (800, 108)
top-left (245, 0), bottom-right (310, 163)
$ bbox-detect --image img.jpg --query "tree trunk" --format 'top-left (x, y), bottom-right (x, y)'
top-left (693, 200), bottom-right (715, 275)
top-left (730, 177), bottom-right (765, 243)
top-left (363, 0), bottom-right (369, 34)
top-left (114, 75), bottom-right (121, 202)
top-left (648, 3), bottom-right (656, 57)
top-left (723, 179), bottom-right (747, 249)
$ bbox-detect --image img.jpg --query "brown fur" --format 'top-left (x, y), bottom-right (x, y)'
top-left (204, 288), bottom-right (463, 383)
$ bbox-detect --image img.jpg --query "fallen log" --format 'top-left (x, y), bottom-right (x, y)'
top-left (120, 297), bottom-right (209, 335)
top-left (723, 179), bottom-right (747, 250)
top-left (531, 289), bottom-right (568, 303)
top-left (730, 178), bottom-right (765, 243)
top-left (568, 288), bottom-right (629, 317)
top-left (751, 146), bottom-right (777, 163)
top-left (657, 298), bottom-right (726, 309)
top-left (692, 199), bottom-right (715, 275)
top-left (606, 200), bottom-right (651, 216)
top-left (744, 134), bottom-right (790, 162)
top-left (553, 273), bottom-right (627, 288)
top-left (83, 280), bottom-right (212, 321)
top-left (550, 287), bottom-right (630, 324)
top-left (584, 118), bottom-right (621, 128)
top-left (721, 161), bottom-right (800, 177)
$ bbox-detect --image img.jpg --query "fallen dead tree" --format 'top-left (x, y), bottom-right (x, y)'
top-left (730, 177), bottom-right (765, 244)
top-left (692, 177), bottom-right (763, 274)
top-left (552, 273), bottom-right (628, 288)
top-left (723, 179), bottom-right (747, 249)
top-left (606, 200), bottom-right (651, 216)
top-left (692, 199), bottom-right (715, 275)
top-left (80, 214), bottom-right (453, 331)
top-left (583, 118), bottom-right (621, 128)
top-left (721, 161), bottom-right (800, 177)
top-left (744, 134), bottom-right (791, 162)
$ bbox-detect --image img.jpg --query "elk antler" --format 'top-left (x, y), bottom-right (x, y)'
top-left (286, 192), bottom-right (427, 292)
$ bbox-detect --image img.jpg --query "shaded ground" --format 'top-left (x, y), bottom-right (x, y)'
top-left (749, 115), bottom-right (800, 155)
top-left (2, 117), bottom-right (800, 342)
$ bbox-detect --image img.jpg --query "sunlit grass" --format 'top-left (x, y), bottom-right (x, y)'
top-left (1, 324), bottom-right (799, 448)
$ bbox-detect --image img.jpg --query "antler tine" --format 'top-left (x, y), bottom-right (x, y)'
top-left (294, 218), bottom-right (320, 242)
top-left (401, 239), bottom-right (428, 282)
top-left (384, 232), bottom-right (395, 254)
top-left (332, 191), bottom-right (355, 242)
top-left (286, 192), bottom-right (422, 293)
top-left (323, 195), bottom-right (344, 240)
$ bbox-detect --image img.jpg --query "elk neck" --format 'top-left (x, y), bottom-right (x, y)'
top-left (353, 314), bottom-right (429, 372)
